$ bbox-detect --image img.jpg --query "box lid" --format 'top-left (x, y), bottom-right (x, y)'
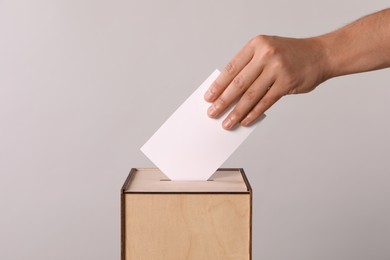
top-left (122, 168), bottom-right (251, 193)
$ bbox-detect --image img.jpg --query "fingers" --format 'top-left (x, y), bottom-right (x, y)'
top-left (221, 69), bottom-right (275, 129)
top-left (207, 58), bottom-right (264, 118)
top-left (204, 44), bottom-right (254, 103)
top-left (240, 83), bottom-right (283, 127)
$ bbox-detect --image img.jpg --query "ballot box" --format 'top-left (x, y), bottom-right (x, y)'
top-left (121, 168), bottom-right (252, 260)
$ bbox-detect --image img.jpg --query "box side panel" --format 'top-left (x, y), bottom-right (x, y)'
top-left (239, 168), bottom-right (252, 192)
top-left (121, 169), bottom-right (137, 260)
top-left (124, 194), bottom-right (250, 260)
top-left (250, 187), bottom-right (253, 260)
top-left (121, 190), bottom-right (125, 260)
top-left (237, 168), bottom-right (253, 260)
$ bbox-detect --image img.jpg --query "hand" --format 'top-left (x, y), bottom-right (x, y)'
top-left (204, 35), bottom-right (329, 130)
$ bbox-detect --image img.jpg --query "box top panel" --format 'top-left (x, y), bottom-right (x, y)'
top-left (123, 168), bottom-right (250, 193)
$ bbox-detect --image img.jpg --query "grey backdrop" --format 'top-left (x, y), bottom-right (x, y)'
top-left (1, 1), bottom-right (389, 259)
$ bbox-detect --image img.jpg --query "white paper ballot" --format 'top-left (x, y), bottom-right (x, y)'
top-left (141, 69), bottom-right (265, 180)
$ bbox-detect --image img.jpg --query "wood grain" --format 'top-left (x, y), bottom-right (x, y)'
top-left (124, 193), bottom-right (250, 260)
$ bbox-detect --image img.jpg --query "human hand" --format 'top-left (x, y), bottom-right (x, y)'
top-left (204, 35), bottom-right (330, 130)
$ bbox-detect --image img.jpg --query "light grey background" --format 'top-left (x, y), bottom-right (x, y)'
top-left (1, 1), bottom-right (389, 259)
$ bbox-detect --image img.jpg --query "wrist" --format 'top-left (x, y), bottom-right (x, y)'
top-left (304, 35), bottom-right (335, 84)
top-left (310, 34), bottom-right (338, 81)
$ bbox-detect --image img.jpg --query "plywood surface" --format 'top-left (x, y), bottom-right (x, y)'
top-left (125, 168), bottom-right (249, 192)
top-left (124, 194), bottom-right (250, 260)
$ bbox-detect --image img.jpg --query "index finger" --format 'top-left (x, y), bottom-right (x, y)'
top-left (204, 45), bottom-right (254, 102)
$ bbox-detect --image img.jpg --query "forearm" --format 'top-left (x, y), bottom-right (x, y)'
top-left (317, 8), bottom-right (390, 79)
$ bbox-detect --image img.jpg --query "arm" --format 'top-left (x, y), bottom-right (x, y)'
top-left (204, 8), bottom-right (390, 130)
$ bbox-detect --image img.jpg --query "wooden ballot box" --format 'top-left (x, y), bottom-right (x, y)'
top-left (121, 168), bottom-right (252, 260)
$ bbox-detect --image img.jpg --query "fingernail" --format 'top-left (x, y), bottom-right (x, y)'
top-left (241, 116), bottom-right (251, 126)
top-left (208, 105), bottom-right (217, 117)
top-left (223, 117), bottom-right (233, 129)
top-left (205, 90), bottom-right (214, 101)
